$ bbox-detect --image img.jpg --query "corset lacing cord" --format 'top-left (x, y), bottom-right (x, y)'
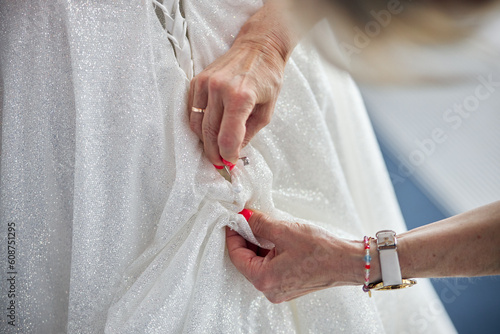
top-left (153, 0), bottom-right (194, 80)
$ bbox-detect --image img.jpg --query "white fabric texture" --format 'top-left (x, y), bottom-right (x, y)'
top-left (0, 0), bottom-right (455, 333)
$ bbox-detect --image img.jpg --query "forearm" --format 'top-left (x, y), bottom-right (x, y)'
top-left (348, 201), bottom-right (500, 285)
top-left (398, 201), bottom-right (500, 278)
top-left (232, 0), bottom-right (305, 66)
top-left (228, 201), bottom-right (498, 302)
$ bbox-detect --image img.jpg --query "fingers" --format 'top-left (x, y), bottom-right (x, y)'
top-left (188, 76), bottom-right (208, 141)
top-left (247, 211), bottom-right (286, 243)
top-left (227, 210), bottom-right (335, 304)
top-left (191, 73), bottom-right (253, 167)
top-left (202, 81), bottom-right (224, 166)
top-left (189, 73), bottom-right (260, 166)
top-left (217, 91), bottom-right (255, 163)
top-left (225, 226), bottom-right (263, 280)
top-left (188, 49), bottom-right (280, 167)
top-left (226, 226), bottom-right (253, 256)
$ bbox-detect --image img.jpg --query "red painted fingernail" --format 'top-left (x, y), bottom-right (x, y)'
top-left (222, 159), bottom-right (235, 171)
top-left (239, 209), bottom-right (253, 222)
top-left (213, 164), bottom-right (224, 170)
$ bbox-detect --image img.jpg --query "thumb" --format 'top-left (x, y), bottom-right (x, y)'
top-left (247, 210), bottom-right (286, 243)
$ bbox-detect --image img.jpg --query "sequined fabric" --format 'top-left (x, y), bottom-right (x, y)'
top-left (0, 1), bottom-right (455, 333)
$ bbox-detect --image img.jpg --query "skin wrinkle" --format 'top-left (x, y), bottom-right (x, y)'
top-left (227, 201), bottom-right (500, 303)
top-left (186, 0), bottom-right (500, 305)
top-left (187, 0), bottom-right (298, 165)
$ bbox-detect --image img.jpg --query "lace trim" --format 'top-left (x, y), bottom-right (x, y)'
top-left (153, 0), bottom-right (194, 80)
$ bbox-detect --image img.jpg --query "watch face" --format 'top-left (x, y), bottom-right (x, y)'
top-left (376, 230), bottom-right (397, 249)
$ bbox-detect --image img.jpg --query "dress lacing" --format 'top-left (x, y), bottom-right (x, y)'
top-left (153, 0), bottom-right (194, 80)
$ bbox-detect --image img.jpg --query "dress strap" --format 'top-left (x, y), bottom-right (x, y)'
top-left (153, 0), bottom-right (194, 80)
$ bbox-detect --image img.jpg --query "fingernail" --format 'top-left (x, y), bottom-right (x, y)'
top-left (222, 159), bottom-right (235, 171)
top-left (239, 209), bottom-right (253, 222)
top-left (213, 164), bottom-right (224, 170)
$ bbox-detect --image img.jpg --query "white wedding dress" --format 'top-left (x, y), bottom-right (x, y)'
top-left (0, 1), bottom-right (456, 333)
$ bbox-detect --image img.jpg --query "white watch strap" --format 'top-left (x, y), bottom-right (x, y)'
top-left (376, 230), bottom-right (403, 286)
top-left (379, 248), bottom-right (403, 286)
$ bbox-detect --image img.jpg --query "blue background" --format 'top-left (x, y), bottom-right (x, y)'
top-left (378, 142), bottom-right (500, 333)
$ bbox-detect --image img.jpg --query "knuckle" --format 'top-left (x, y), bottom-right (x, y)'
top-left (208, 76), bottom-right (225, 92)
top-left (296, 222), bottom-right (312, 236)
top-left (268, 223), bottom-right (288, 243)
top-left (274, 74), bottom-right (284, 88)
top-left (233, 89), bottom-right (252, 102)
top-left (231, 89), bottom-right (255, 106)
top-left (285, 221), bottom-right (303, 233)
top-left (265, 293), bottom-right (283, 304)
top-left (193, 76), bottom-right (209, 96)
top-left (269, 224), bottom-right (283, 238)
top-left (202, 124), bottom-right (219, 142)
top-left (253, 213), bottom-right (272, 234)
top-left (255, 275), bottom-right (273, 293)
top-left (268, 69), bottom-right (284, 89)
top-left (276, 221), bottom-right (302, 240)
top-left (241, 136), bottom-right (252, 149)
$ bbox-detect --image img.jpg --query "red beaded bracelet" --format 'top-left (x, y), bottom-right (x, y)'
top-left (362, 236), bottom-right (373, 297)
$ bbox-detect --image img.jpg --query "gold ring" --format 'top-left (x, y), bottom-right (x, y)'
top-left (191, 107), bottom-right (205, 113)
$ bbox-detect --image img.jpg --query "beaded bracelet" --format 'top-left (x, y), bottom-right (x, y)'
top-left (362, 236), bottom-right (373, 297)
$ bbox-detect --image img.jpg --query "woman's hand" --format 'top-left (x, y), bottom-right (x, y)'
top-left (187, 0), bottom-right (300, 167)
top-left (187, 41), bottom-right (285, 167)
top-left (226, 211), bottom-right (370, 303)
top-left (228, 202), bottom-right (500, 304)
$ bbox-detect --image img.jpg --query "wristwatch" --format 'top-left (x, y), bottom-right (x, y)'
top-left (369, 230), bottom-right (416, 291)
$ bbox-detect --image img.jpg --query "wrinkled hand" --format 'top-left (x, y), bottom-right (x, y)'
top-left (187, 40), bottom-right (285, 167)
top-left (226, 211), bottom-right (366, 303)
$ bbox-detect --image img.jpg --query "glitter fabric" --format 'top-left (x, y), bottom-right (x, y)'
top-left (0, 1), bottom-right (455, 333)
